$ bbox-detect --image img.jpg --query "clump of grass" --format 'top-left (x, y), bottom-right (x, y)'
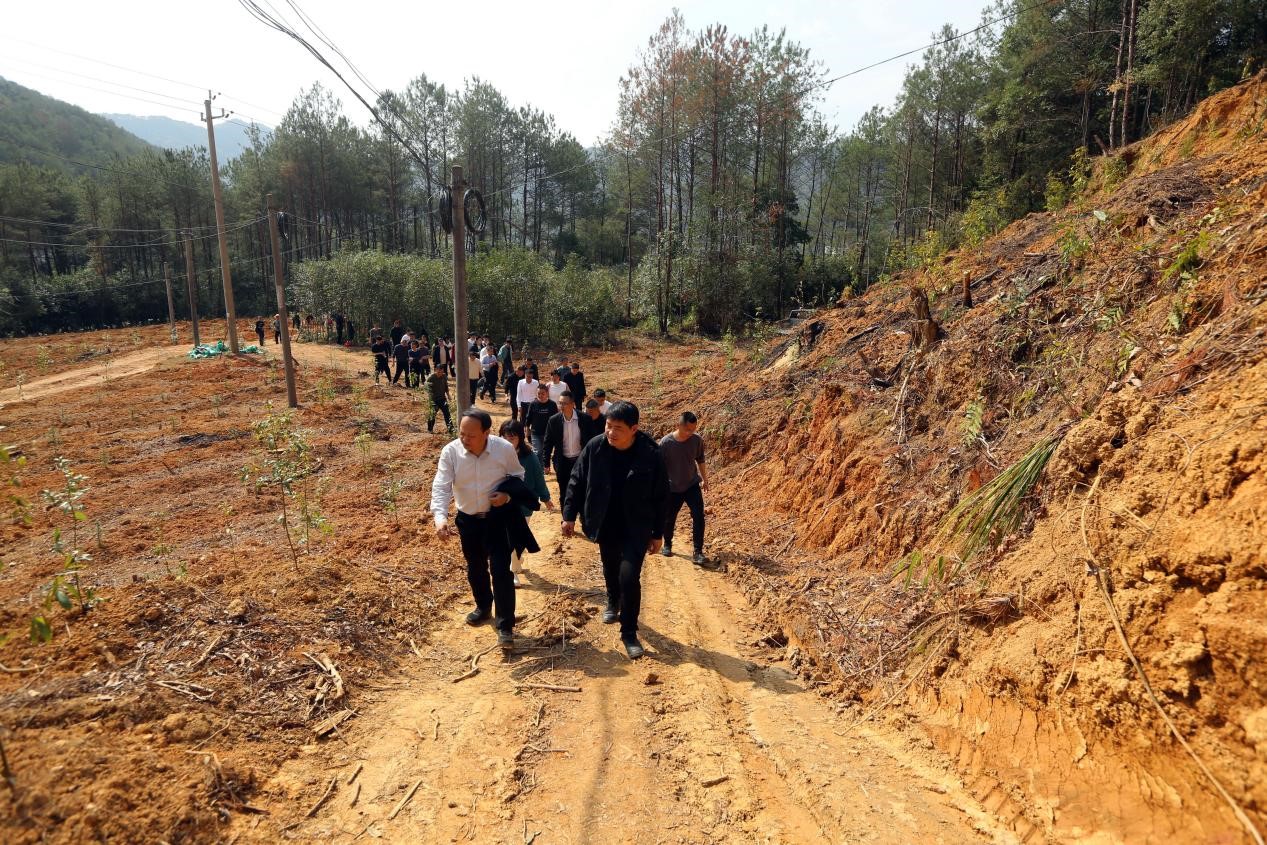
top-left (896, 434), bottom-right (1060, 589)
top-left (938, 434), bottom-right (1060, 562)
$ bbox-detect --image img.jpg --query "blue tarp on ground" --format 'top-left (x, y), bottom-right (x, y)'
top-left (188, 342), bottom-right (263, 358)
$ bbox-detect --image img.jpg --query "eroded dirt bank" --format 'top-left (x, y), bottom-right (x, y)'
top-left (644, 74), bottom-right (1267, 843)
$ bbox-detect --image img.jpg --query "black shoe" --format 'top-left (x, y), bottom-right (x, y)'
top-left (693, 552), bottom-right (707, 566)
top-left (621, 635), bottom-right (644, 660)
top-left (497, 629), bottom-right (514, 649)
top-left (601, 604), bottom-right (618, 625)
top-left (465, 607), bottom-right (492, 626)
top-left (661, 544), bottom-right (672, 557)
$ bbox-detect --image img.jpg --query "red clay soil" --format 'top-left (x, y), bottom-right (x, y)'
top-left (643, 73), bottom-right (1267, 843)
top-left (0, 328), bottom-right (711, 844)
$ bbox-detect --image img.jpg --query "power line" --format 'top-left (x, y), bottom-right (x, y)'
top-left (0, 134), bottom-right (201, 189)
top-left (0, 214), bottom-right (234, 236)
top-left (0, 63), bottom-right (197, 115)
top-left (242, 0), bottom-right (446, 194)
top-left (0, 55), bottom-right (197, 110)
top-left (0, 217), bottom-right (268, 249)
top-left (0, 34), bottom-right (287, 120)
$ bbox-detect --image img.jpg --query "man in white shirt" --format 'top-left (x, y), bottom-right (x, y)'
top-left (593, 388), bottom-right (613, 415)
top-left (430, 409), bottom-right (526, 648)
top-left (547, 371), bottom-right (567, 403)
top-left (515, 371), bottom-right (540, 422)
top-left (542, 393), bottom-right (583, 502)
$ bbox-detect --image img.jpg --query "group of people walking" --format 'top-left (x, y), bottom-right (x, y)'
top-left (429, 346), bottom-right (709, 661)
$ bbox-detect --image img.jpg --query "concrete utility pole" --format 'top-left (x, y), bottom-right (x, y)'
top-left (267, 194), bottom-right (299, 409)
top-left (451, 165), bottom-right (469, 407)
top-left (163, 261), bottom-right (177, 343)
top-left (183, 231), bottom-right (201, 347)
top-left (205, 93), bottom-right (239, 352)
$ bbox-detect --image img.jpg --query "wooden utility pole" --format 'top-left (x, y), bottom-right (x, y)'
top-left (183, 231), bottom-right (201, 347)
top-left (451, 165), bottom-right (469, 407)
top-left (163, 261), bottom-right (177, 343)
top-left (267, 194), bottom-right (299, 409)
top-left (205, 94), bottom-right (239, 352)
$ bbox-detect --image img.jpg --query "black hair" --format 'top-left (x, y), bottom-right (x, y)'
top-left (593, 388), bottom-right (606, 397)
top-left (606, 400), bottom-right (639, 426)
top-left (680, 411), bottom-right (698, 424)
top-left (536, 383), bottom-right (549, 393)
top-left (498, 420), bottom-right (532, 458)
top-left (559, 391), bottom-right (574, 402)
top-left (462, 408), bottom-right (492, 431)
top-left (585, 398), bottom-right (600, 409)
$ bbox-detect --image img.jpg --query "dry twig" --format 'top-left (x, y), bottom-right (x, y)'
top-left (514, 682), bottom-right (581, 693)
top-left (387, 779), bottom-right (423, 820)
top-left (305, 776), bottom-right (337, 817)
top-left (452, 643), bottom-right (500, 684)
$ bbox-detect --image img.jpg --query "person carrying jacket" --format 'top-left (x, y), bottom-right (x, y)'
top-left (561, 400), bottom-right (669, 660)
top-left (498, 419), bottom-right (554, 587)
top-left (430, 409), bottom-right (526, 650)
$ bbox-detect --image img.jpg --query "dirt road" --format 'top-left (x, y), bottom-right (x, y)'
top-left (0, 339), bottom-right (359, 406)
top-left (239, 497), bottom-right (1017, 843)
top-left (0, 344), bottom-right (181, 405)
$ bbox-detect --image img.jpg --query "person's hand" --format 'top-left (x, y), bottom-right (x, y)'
top-left (490, 492), bottom-right (510, 508)
top-left (435, 523), bottom-right (455, 540)
top-left (560, 520), bottom-right (575, 538)
top-left (543, 464), bottom-right (551, 474)
top-left (544, 499), bottom-right (556, 511)
top-left (647, 537), bottom-right (664, 555)
top-left (700, 479), bottom-right (709, 491)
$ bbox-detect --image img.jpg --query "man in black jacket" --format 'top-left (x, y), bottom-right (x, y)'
top-left (580, 398), bottom-right (605, 443)
top-left (562, 362), bottom-right (587, 405)
top-left (505, 365), bottom-right (524, 423)
top-left (523, 384), bottom-right (557, 463)
top-left (541, 393), bottom-right (583, 502)
top-left (561, 400), bottom-right (669, 659)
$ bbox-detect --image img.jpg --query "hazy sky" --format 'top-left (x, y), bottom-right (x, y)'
top-left (2, 0), bottom-right (989, 145)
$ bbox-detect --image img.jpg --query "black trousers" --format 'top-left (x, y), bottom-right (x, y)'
top-left (456, 511), bottom-right (514, 633)
top-left (553, 455), bottom-right (578, 504)
top-left (467, 378), bottom-right (478, 406)
top-left (598, 523), bottom-right (648, 636)
top-left (665, 483), bottom-right (705, 553)
top-left (427, 397), bottom-right (452, 432)
top-left (374, 358), bottom-right (390, 381)
top-left (392, 359), bottom-right (408, 383)
top-left (255, 329), bottom-right (265, 345)
top-left (409, 361), bottom-right (428, 387)
top-left (480, 367), bottom-right (498, 401)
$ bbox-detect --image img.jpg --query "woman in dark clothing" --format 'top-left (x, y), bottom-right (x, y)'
top-left (498, 420), bottom-right (554, 587)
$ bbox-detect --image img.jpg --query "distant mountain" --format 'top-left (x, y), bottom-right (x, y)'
top-left (0, 76), bottom-right (152, 173)
top-left (104, 113), bottom-right (266, 160)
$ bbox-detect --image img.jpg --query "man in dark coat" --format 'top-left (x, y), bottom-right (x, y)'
top-left (562, 361), bottom-right (587, 405)
top-left (561, 401), bottom-right (669, 660)
top-left (580, 398), bottom-right (605, 444)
